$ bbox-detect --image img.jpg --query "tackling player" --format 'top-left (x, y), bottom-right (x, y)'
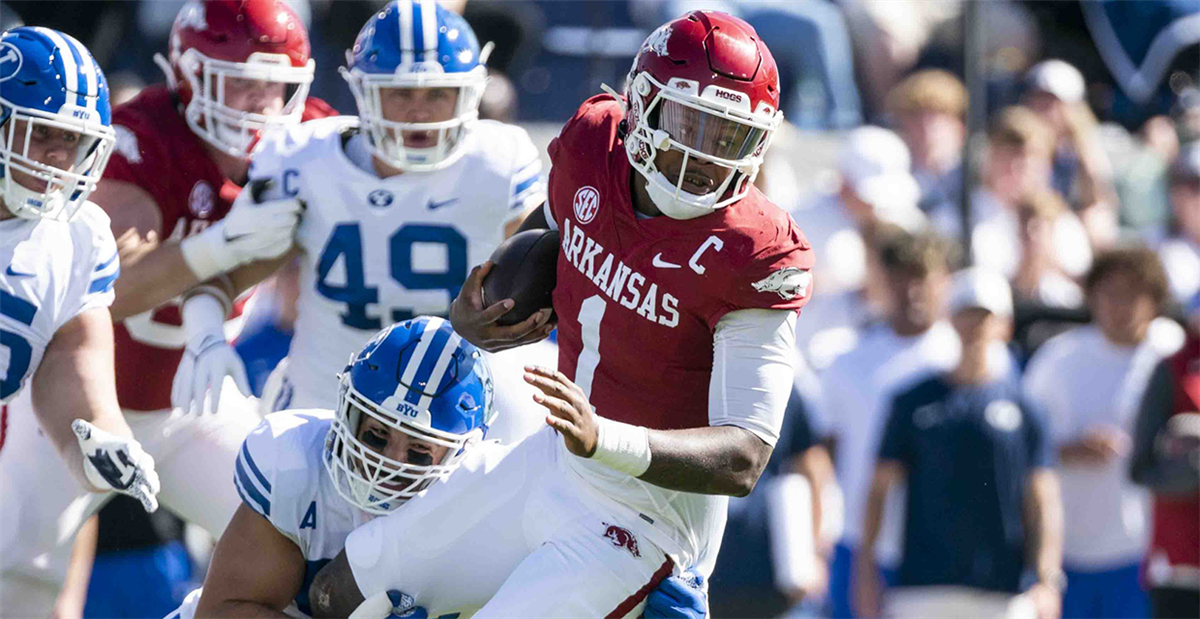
top-left (84, 0), bottom-right (336, 538)
top-left (193, 0), bottom-right (548, 418)
top-left (310, 10), bottom-right (813, 617)
top-left (165, 317), bottom-right (701, 619)
top-left (0, 26), bottom-right (159, 615)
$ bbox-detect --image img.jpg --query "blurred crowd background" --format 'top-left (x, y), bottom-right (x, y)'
top-left (3, 1), bottom-right (1198, 618)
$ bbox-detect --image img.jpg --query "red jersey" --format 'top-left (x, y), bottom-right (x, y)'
top-left (547, 95), bottom-right (813, 431)
top-left (1148, 332), bottom-right (1200, 585)
top-left (105, 85), bottom-right (336, 412)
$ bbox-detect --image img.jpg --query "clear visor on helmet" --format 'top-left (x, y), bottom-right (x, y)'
top-left (1, 105), bottom-right (114, 220)
top-left (324, 374), bottom-right (477, 515)
top-left (341, 66), bottom-right (486, 172)
top-left (658, 98), bottom-right (767, 163)
top-left (170, 50), bottom-right (315, 157)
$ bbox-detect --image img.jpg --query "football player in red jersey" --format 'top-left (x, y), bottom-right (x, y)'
top-left (80, 0), bottom-right (336, 538)
top-left (309, 11), bottom-right (813, 617)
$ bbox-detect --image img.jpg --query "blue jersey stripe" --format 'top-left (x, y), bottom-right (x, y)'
top-left (410, 0), bottom-right (425, 56)
top-left (0, 289), bottom-right (37, 326)
top-left (403, 321), bottom-right (454, 405)
top-left (240, 442), bottom-right (273, 492)
top-left (87, 267), bottom-right (119, 294)
top-left (234, 456), bottom-right (271, 517)
top-left (512, 175), bottom-right (541, 199)
top-left (93, 251), bottom-right (118, 272)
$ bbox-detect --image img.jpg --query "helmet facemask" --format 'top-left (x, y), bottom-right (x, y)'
top-left (341, 60), bottom-right (487, 172)
top-left (325, 371), bottom-right (484, 515)
top-left (160, 49), bottom-right (314, 158)
top-left (623, 72), bottom-right (780, 220)
top-left (0, 104), bottom-right (114, 221)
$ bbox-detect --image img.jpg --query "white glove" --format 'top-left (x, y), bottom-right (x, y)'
top-left (72, 419), bottom-right (160, 513)
top-left (171, 294), bottom-right (251, 415)
top-left (180, 179), bottom-right (301, 281)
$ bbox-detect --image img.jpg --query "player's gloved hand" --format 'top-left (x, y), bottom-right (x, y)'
top-left (449, 261), bottom-right (555, 353)
top-left (348, 590), bottom-right (427, 619)
top-left (71, 419), bottom-right (160, 513)
top-left (180, 179), bottom-right (302, 281)
top-left (171, 294), bottom-right (251, 415)
top-left (645, 569), bottom-right (707, 619)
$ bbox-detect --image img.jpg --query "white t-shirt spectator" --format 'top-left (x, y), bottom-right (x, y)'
top-left (816, 321), bottom-right (961, 565)
top-left (1158, 236), bottom-right (1200, 305)
top-left (934, 189), bottom-right (1093, 280)
top-left (1023, 319), bottom-right (1185, 568)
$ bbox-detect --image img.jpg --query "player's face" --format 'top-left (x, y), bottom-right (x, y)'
top-left (1089, 269), bottom-right (1158, 346)
top-left (378, 87), bottom-right (459, 149)
top-left (219, 76), bottom-right (288, 116)
top-left (2, 119), bottom-right (88, 191)
top-left (356, 416), bottom-right (450, 481)
top-left (653, 148), bottom-right (732, 196)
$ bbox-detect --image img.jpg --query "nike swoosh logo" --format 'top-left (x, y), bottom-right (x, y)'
top-left (5, 265), bottom-right (34, 278)
top-left (427, 198), bottom-right (458, 211)
top-left (651, 253), bottom-right (681, 269)
top-left (223, 229), bottom-right (250, 243)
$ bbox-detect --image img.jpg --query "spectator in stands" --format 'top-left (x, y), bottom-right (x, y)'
top-left (1023, 60), bottom-right (1119, 247)
top-left (885, 69), bottom-right (967, 216)
top-left (709, 377), bottom-right (837, 618)
top-left (818, 228), bottom-right (961, 619)
top-left (1129, 300), bottom-right (1200, 619)
top-left (791, 127), bottom-right (926, 365)
top-left (642, 0), bottom-right (862, 129)
top-left (1012, 189), bottom-right (1086, 308)
top-left (856, 268), bottom-right (1064, 619)
top-left (936, 107), bottom-right (1093, 292)
top-left (1024, 246), bottom-right (1187, 619)
top-left (1158, 143), bottom-right (1200, 307)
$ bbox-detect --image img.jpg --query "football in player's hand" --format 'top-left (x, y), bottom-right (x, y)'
top-left (482, 229), bottom-right (560, 326)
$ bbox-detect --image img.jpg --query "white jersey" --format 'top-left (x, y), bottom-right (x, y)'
top-left (0, 203), bottom-right (118, 403)
top-left (233, 411), bottom-right (372, 618)
top-left (249, 117), bottom-right (546, 411)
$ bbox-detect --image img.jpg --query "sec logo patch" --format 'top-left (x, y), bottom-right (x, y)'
top-left (188, 181), bottom-right (214, 218)
top-left (573, 185), bottom-right (599, 224)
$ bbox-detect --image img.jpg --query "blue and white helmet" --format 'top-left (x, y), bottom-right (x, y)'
top-left (0, 27), bottom-right (115, 220)
top-left (340, 0), bottom-right (490, 172)
top-left (325, 317), bottom-right (495, 514)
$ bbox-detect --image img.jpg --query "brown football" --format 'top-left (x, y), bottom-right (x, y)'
top-left (481, 228), bottom-right (560, 326)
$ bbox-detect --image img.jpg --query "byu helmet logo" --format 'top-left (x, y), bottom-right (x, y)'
top-left (0, 43), bottom-right (22, 82)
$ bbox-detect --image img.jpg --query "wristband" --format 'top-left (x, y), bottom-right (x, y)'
top-left (591, 416), bottom-right (652, 477)
top-left (181, 292), bottom-right (227, 341)
top-left (179, 222), bottom-right (238, 281)
top-left (182, 280), bottom-right (233, 318)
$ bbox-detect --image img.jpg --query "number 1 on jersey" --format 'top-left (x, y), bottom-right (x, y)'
top-left (574, 295), bottom-right (606, 398)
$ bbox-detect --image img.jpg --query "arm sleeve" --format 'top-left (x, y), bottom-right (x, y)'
top-left (876, 395), bottom-right (910, 464)
top-left (507, 127), bottom-right (546, 217)
top-left (1129, 360), bottom-right (1198, 493)
top-left (707, 308), bottom-right (798, 446)
top-left (1024, 399), bottom-right (1054, 469)
top-left (234, 419), bottom-right (278, 522)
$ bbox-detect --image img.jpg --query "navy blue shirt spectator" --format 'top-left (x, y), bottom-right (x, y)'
top-left (880, 373), bottom-right (1051, 593)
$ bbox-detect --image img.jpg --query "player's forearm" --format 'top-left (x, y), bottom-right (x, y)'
top-left (228, 249), bottom-right (298, 298)
top-left (639, 425), bottom-right (772, 496)
top-left (110, 242), bottom-right (200, 321)
top-left (31, 310), bottom-right (131, 490)
top-left (1025, 469), bottom-right (1064, 580)
top-left (53, 515), bottom-right (98, 619)
top-left (198, 600), bottom-right (294, 619)
top-left (860, 462), bottom-right (901, 558)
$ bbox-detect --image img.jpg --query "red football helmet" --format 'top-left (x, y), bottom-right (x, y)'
top-left (155, 0), bottom-right (315, 157)
top-left (621, 11), bottom-right (782, 220)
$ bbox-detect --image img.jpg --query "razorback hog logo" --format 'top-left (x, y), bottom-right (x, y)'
top-left (752, 267), bottom-right (811, 301)
top-left (602, 523), bottom-right (641, 558)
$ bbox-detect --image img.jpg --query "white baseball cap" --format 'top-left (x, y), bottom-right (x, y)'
top-left (1026, 59), bottom-right (1086, 104)
top-left (839, 126), bottom-right (923, 228)
top-left (948, 267), bottom-right (1013, 318)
